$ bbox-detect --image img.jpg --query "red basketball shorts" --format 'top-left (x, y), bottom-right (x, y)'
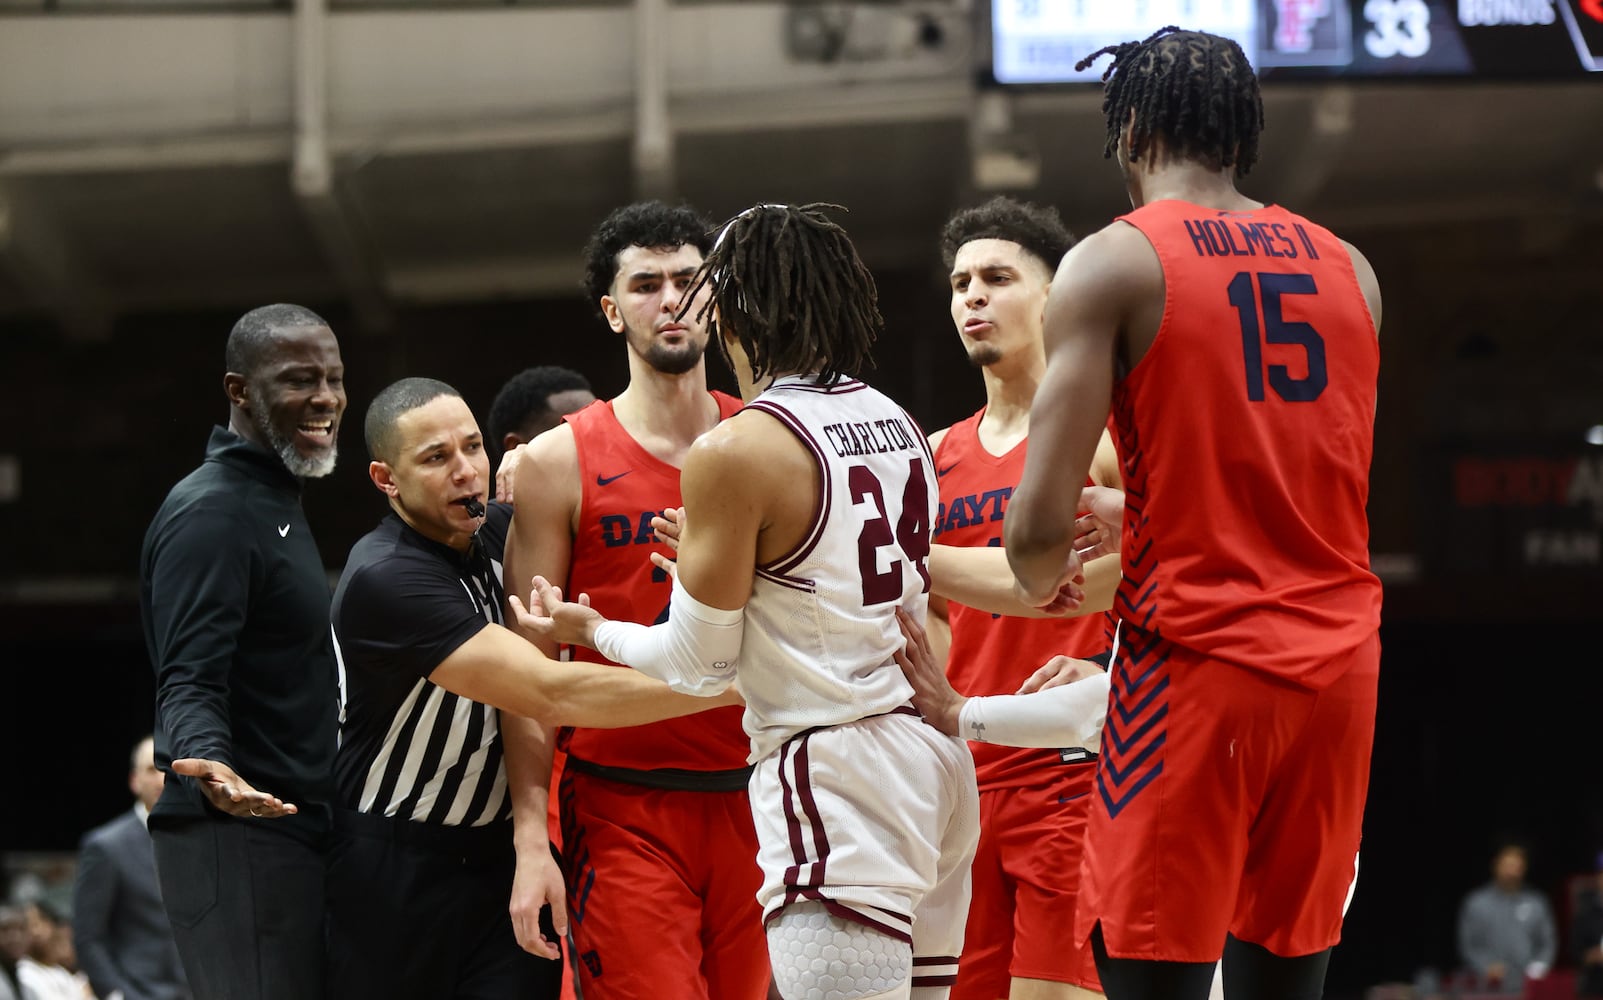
top-left (954, 765), bottom-right (1101, 998)
top-left (1077, 628), bottom-right (1379, 962)
top-left (559, 768), bottom-right (769, 999)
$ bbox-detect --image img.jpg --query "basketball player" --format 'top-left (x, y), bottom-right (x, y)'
top-left (487, 365), bottom-right (597, 455)
top-left (502, 201), bottom-right (768, 999)
top-left (932, 195), bottom-right (1121, 1000)
top-left (1003, 27), bottom-right (1384, 1000)
top-left (515, 203), bottom-right (981, 1000)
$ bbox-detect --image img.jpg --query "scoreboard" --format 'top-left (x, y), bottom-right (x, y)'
top-left (988, 0), bottom-right (1603, 84)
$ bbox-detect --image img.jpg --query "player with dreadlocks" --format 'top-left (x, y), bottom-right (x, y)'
top-left (516, 203), bottom-right (981, 1000)
top-left (1001, 27), bottom-right (1385, 1000)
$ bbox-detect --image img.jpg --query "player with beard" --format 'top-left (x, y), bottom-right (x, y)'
top-left (517, 201), bottom-right (982, 1000)
top-left (929, 197), bottom-right (1121, 1000)
top-left (503, 201), bottom-right (768, 999)
top-left (139, 303), bottom-right (345, 1000)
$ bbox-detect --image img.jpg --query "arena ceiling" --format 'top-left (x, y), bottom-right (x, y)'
top-left (1, 76), bottom-right (1600, 338)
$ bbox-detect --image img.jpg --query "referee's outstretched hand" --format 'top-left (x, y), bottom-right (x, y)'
top-left (170, 758), bottom-right (297, 819)
top-left (510, 576), bottom-right (604, 651)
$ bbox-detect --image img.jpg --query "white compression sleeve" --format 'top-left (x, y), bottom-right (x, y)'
top-left (591, 576), bottom-right (743, 696)
top-left (955, 672), bottom-right (1110, 750)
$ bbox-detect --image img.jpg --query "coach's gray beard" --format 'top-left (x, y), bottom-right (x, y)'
top-left (256, 411), bottom-right (339, 479)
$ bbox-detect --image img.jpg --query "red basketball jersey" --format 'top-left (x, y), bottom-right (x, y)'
top-left (560, 393), bottom-right (751, 771)
top-left (934, 410), bottom-right (1106, 791)
top-left (1113, 200), bottom-right (1382, 688)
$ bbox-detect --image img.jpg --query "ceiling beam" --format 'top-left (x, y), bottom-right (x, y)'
top-left (291, 0), bottom-right (392, 334)
top-left (387, 254), bottom-right (583, 302)
top-left (632, 0), bottom-right (675, 201)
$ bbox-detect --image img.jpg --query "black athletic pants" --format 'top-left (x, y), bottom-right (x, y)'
top-left (325, 809), bottom-right (562, 1000)
top-left (152, 815), bottom-right (326, 1000)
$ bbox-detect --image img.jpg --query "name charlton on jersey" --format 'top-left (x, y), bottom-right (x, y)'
top-left (822, 416), bottom-right (919, 458)
top-left (1183, 217), bottom-right (1323, 260)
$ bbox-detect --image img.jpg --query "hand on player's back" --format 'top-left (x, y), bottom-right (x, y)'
top-left (494, 443), bottom-right (528, 504)
top-left (893, 609), bottom-right (966, 738)
top-left (1016, 655), bottom-right (1105, 695)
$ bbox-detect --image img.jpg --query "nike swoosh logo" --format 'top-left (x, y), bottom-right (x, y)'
top-left (277, 524), bottom-right (291, 537)
top-left (937, 464), bottom-right (958, 478)
top-left (596, 471), bottom-right (633, 486)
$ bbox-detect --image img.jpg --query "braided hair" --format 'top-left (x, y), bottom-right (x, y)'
top-left (686, 203), bottom-right (880, 384)
top-left (1076, 26), bottom-right (1264, 177)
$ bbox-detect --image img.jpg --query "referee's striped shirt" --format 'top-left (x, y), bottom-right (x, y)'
top-left (330, 503), bottom-right (517, 827)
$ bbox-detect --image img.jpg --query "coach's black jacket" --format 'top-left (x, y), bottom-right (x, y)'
top-left (140, 426), bottom-right (337, 841)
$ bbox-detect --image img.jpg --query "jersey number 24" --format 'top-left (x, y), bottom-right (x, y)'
top-left (850, 458), bottom-right (933, 605)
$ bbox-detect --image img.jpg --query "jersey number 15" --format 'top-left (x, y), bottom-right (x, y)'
top-left (1228, 271), bottom-right (1328, 403)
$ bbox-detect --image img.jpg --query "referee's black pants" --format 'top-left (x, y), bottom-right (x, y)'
top-left (151, 814), bottom-right (326, 1000)
top-left (325, 810), bottom-right (563, 1000)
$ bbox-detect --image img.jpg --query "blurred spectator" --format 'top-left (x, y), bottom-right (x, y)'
top-left (1575, 858), bottom-right (1603, 997)
top-left (1457, 843), bottom-right (1556, 993)
top-left (17, 901), bottom-right (91, 999)
top-left (72, 735), bottom-right (190, 1000)
top-left (0, 903), bottom-right (26, 1000)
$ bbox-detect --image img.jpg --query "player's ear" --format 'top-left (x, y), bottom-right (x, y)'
top-left (224, 372), bottom-right (249, 409)
top-left (369, 461), bottom-right (399, 498)
top-left (600, 294), bottom-right (625, 334)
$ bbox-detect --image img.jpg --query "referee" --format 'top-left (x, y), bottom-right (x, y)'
top-left (328, 377), bottom-right (735, 1000)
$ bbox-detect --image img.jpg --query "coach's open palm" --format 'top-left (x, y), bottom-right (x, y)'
top-left (170, 758), bottom-right (297, 818)
top-left (509, 575), bottom-right (605, 650)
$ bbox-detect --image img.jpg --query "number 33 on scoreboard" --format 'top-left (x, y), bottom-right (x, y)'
top-left (1363, 0), bottom-right (1433, 59)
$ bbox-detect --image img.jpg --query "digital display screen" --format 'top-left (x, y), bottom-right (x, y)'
top-left (988, 0), bottom-right (1603, 84)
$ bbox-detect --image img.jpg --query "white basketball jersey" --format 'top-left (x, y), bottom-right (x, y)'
top-left (738, 374), bottom-right (937, 762)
